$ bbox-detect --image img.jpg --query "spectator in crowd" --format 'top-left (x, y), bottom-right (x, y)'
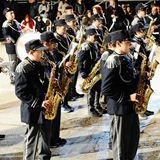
top-left (35, 16), bottom-right (46, 33)
top-left (4, 0), bottom-right (19, 16)
top-left (55, 11), bottom-right (62, 20)
top-left (81, 10), bottom-right (92, 28)
top-left (126, 5), bottom-right (134, 23)
top-left (58, 0), bottom-right (69, 15)
top-left (104, 0), bottom-right (126, 32)
top-left (74, 0), bottom-right (86, 22)
top-left (92, 4), bottom-right (106, 28)
top-left (21, 14), bottom-right (35, 33)
top-left (28, 0), bottom-right (39, 19)
top-left (38, 0), bottom-right (50, 18)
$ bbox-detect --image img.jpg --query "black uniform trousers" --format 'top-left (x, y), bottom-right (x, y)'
top-left (87, 79), bottom-right (101, 111)
top-left (50, 102), bottom-right (61, 144)
top-left (110, 113), bottom-right (139, 160)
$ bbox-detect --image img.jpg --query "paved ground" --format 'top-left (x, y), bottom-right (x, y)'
top-left (0, 44), bottom-right (160, 160)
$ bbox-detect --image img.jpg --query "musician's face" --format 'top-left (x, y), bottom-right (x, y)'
top-left (57, 26), bottom-right (66, 35)
top-left (88, 35), bottom-right (97, 43)
top-left (29, 50), bottom-right (44, 62)
top-left (93, 19), bottom-right (101, 27)
top-left (136, 30), bottom-right (146, 38)
top-left (47, 42), bottom-right (56, 51)
top-left (118, 40), bottom-right (131, 54)
top-left (6, 11), bottom-right (15, 21)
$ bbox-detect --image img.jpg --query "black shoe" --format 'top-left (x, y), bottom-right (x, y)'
top-left (50, 142), bottom-right (59, 148)
top-left (97, 107), bottom-right (108, 114)
top-left (144, 110), bottom-right (154, 116)
top-left (61, 104), bottom-right (74, 112)
top-left (58, 138), bottom-right (66, 145)
top-left (0, 134), bottom-right (5, 140)
top-left (10, 80), bottom-right (15, 85)
top-left (89, 109), bottom-right (102, 117)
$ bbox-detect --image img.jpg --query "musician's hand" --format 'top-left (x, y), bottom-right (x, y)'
top-left (129, 93), bottom-right (143, 105)
top-left (144, 38), bottom-right (149, 45)
top-left (41, 100), bottom-right (52, 109)
top-left (66, 61), bottom-right (73, 67)
top-left (153, 25), bottom-right (158, 29)
top-left (74, 50), bottom-right (79, 55)
top-left (84, 77), bottom-right (90, 83)
top-left (6, 39), bottom-right (11, 44)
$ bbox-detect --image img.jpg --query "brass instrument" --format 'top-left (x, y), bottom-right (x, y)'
top-left (66, 32), bottom-right (79, 74)
top-left (43, 60), bottom-right (62, 120)
top-left (149, 60), bottom-right (159, 79)
top-left (58, 58), bottom-right (72, 97)
top-left (146, 15), bottom-right (156, 51)
top-left (134, 52), bottom-right (154, 114)
top-left (80, 60), bottom-right (101, 93)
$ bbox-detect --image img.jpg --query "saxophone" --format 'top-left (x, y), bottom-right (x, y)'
top-left (148, 60), bottom-right (159, 79)
top-left (146, 15), bottom-right (156, 50)
top-left (58, 58), bottom-right (72, 97)
top-left (80, 60), bottom-right (101, 93)
top-left (66, 32), bottom-right (79, 74)
top-left (134, 52), bottom-right (154, 114)
top-left (43, 60), bottom-right (62, 120)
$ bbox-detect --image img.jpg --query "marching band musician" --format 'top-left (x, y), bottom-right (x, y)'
top-left (53, 19), bottom-right (74, 112)
top-left (78, 28), bottom-right (105, 117)
top-left (88, 14), bottom-right (104, 54)
top-left (2, 7), bottom-right (22, 84)
top-left (131, 22), bottom-right (154, 119)
top-left (100, 30), bottom-right (142, 159)
top-left (40, 31), bottom-right (67, 148)
top-left (15, 39), bottom-right (52, 160)
top-left (131, 3), bottom-right (148, 27)
top-left (65, 14), bottom-right (84, 101)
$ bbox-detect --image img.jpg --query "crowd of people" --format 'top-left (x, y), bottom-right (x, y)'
top-left (1, 0), bottom-right (160, 159)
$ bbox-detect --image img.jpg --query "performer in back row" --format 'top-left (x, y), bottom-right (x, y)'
top-left (78, 28), bottom-right (106, 117)
top-left (2, 7), bottom-right (22, 84)
top-left (53, 19), bottom-right (74, 112)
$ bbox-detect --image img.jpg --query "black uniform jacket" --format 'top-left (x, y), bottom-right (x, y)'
top-left (78, 41), bottom-right (98, 78)
top-left (15, 57), bottom-right (49, 124)
top-left (100, 51), bottom-right (138, 115)
top-left (2, 20), bottom-right (21, 54)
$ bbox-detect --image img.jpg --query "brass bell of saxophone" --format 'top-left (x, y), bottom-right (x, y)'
top-left (80, 60), bottom-right (101, 93)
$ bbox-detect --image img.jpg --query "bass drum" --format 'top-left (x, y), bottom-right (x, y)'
top-left (16, 32), bottom-right (41, 61)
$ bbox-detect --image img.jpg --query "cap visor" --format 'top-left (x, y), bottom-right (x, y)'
top-left (36, 46), bottom-right (48, 51)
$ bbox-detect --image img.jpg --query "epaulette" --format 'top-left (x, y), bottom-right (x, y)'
top-left (2, 20), bottom-right (11, 28)
top-left (16, 60), bottom-right (34, 73)
top-left (106, 52), bottom-right (121, 68)
top-left (81, 42), bottom-right (90, 51)
top-left (101, 51), bottom-right (110, 61)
